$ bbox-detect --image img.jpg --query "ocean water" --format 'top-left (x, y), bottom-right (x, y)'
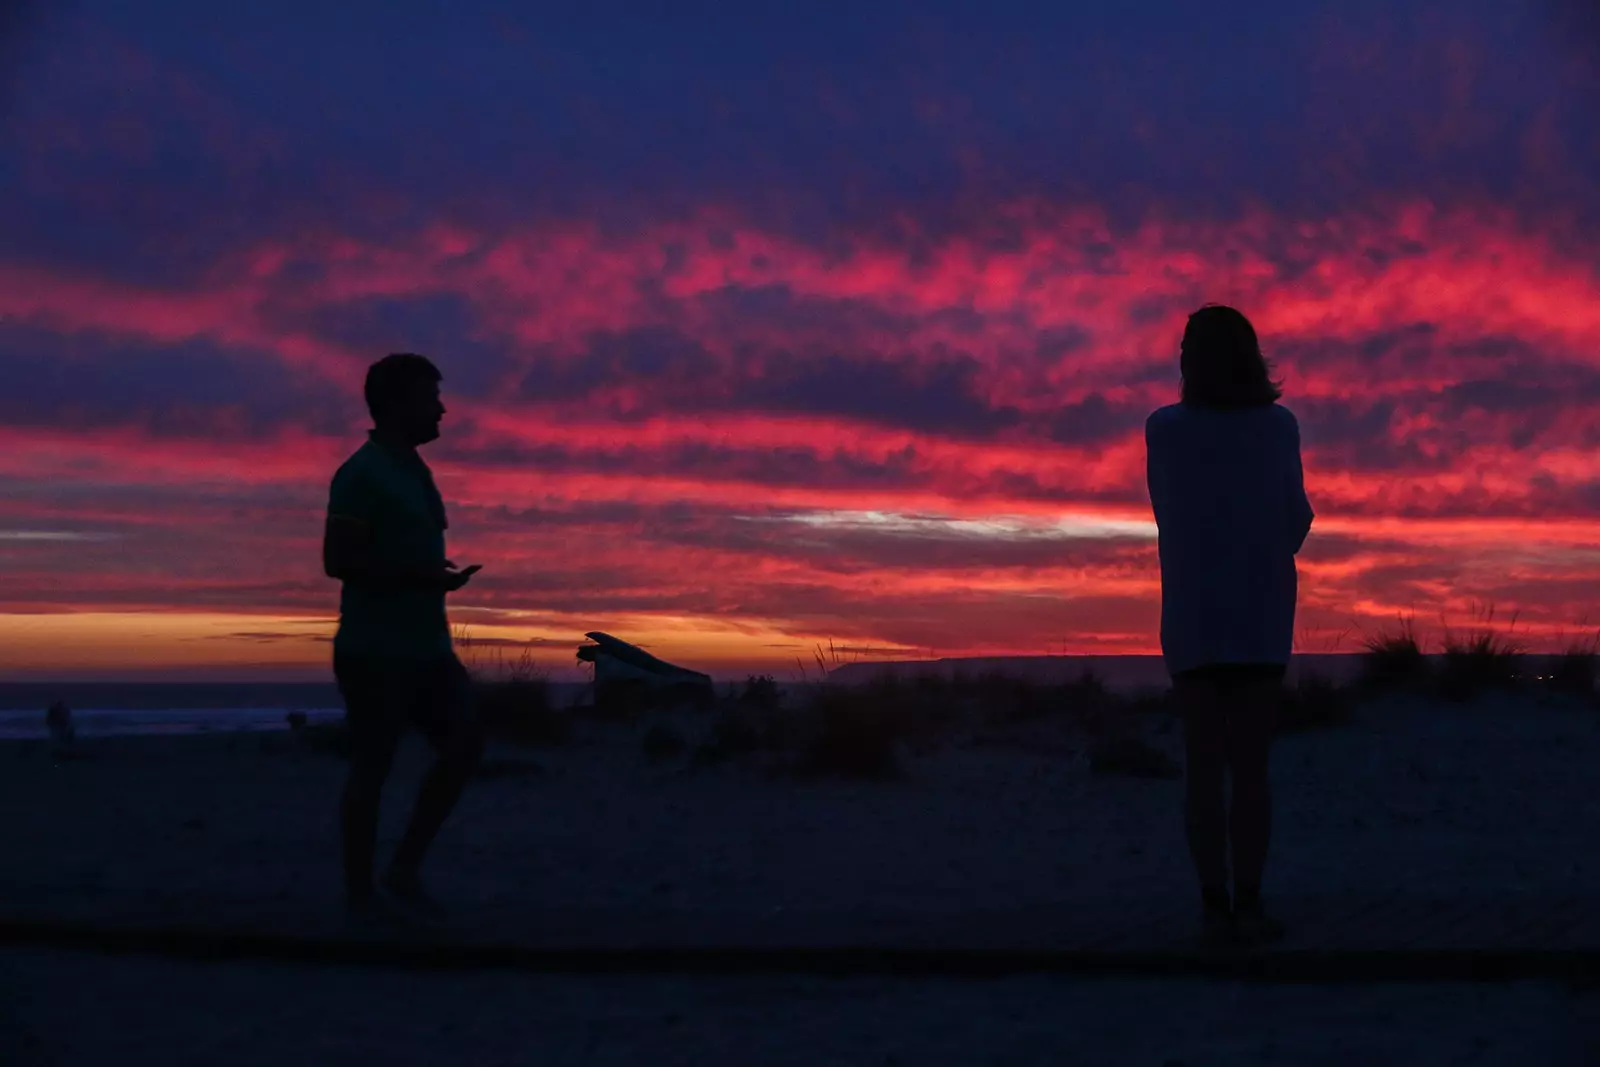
top-left (0, 654), bottom-right (1393, 740)
top-left (0, 680), bottom-right (607, 740)
top-left (0, 706), bottom-right (349, 741)
top-left (0, 682), bottom-right (346, 740)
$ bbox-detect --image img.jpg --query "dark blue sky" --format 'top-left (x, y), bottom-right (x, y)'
top-left (4, 0), bottom-right (1595, 279)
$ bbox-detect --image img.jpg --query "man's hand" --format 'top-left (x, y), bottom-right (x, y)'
top-left (442, 561), bottom-right (482, 592)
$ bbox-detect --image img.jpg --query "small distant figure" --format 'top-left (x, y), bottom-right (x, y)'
top-left (286, 711), bottom-right (308, 732)
top-left (46, 701), bottom-right (76, 761)
top-left (323, 353), bottom-right (485, 926)
top-left (1146, 305), bottom-right (1314, 947)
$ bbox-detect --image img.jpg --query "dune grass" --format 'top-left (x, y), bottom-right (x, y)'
top-left (371, 616), bottom-right (1600, 778)
top-left (680, 666), bottom-right (1187, 781)
top-left (1278, 674), bottom-right (1353, 734)
top-left (1547, 631), bottom-right (1599, 700)
top-left (1358, 614), bottom-right (1430, 691)
top-left (462, 642), bottom-right (570, 747)
top-left (793, 684), bottom-right (910, 780)
top-left (1437, 605), bottom-right (1524, 703)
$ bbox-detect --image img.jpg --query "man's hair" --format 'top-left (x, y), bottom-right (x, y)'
top-left (1179, 304), bottom-right (1283, 410)
top-left (364, 353), bottom-right (441, 421)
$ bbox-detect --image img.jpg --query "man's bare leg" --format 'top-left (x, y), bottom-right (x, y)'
top-left (342, 768), bottom-right (384, 903)
top-left (337, 657), bottom-right (403, 916)
top-left (383, 719), bottom-right (483, 914)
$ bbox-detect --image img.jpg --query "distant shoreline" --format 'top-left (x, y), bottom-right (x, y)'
top-left (1, 651), bottom-right (1572, 710)
top-left (0, 681), bottom-right (345, 711)
top-left (828, 653), bottom-right (1362, 693)
top-left (828, 651), bottom-right (1567, 693)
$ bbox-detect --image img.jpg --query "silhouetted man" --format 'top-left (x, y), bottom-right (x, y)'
top-left (323, 353), bottom-right (484, 922)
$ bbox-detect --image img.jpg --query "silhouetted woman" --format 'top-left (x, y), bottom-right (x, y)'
top-left (1145, 305), bottom-right (1314, 945)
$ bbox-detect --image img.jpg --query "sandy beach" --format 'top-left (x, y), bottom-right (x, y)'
top-left (5, 689), bottom-right (1600, 1063)
top-left (6, 691), bottom-right (1600, 914)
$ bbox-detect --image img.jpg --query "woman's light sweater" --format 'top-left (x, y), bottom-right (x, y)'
top-left (1145, 401), bottom-right (1314, 676)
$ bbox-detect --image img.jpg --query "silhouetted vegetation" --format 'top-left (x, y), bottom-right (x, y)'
top-left (681, 668), bottom-right (1190, 781)
top-left (977, 669), bottom-right (1112, 725)
top-left (1438, 606), bottom-right (1524, 702)
top-left (1359, 615), bottom-right (1430, 691)
top-left (794, 685), bottom-right (907, 780)
top-left (1546, 631), bottom-right (1599, 700)
top-left (295, 616), bottom-right (1600, 787)
top-left (691, 703), bottom-right (780, 767)
top-left (475, 676), bottom-right (570, 746)
top-left (468, 649), bottom-right (562, 744)
top-left (457, 636), bottom-right (573, 745)
top-left (735, 674), bottom-right (781, 711)
top-left (1278, 675), bottom-right (1353, 733)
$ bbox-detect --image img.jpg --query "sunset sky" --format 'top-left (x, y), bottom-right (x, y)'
top-left (2, 1), bottom-right (1598, 681)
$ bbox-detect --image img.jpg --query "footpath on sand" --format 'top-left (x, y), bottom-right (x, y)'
top-left (7, 887), bottom-right (1600, 982)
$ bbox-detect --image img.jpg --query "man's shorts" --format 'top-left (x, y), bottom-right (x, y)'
top-left (333, 651), bottom-right (476, 770)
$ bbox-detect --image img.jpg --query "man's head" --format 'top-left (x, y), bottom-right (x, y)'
top-left (364, 353), bottom-right (445, 446)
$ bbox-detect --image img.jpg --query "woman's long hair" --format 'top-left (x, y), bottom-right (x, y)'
top-left (1179, 304), bottom-right (1283, 409)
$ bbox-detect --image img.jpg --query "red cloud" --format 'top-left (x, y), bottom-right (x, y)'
top-left (3, 198), bottom-right (1599, 673)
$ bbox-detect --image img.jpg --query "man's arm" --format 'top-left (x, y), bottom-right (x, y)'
top-left (322, 512), bottom-right (450, 591)
top-left (323, 466), bottom-right (477, 592)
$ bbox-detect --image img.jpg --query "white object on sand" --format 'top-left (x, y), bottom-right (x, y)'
top-left (576, 632), bottom-right (714, 706)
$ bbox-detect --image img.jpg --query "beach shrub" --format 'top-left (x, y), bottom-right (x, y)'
top-left (862, 675), bottom-right (966, 748)
top-left (1359, 616), bottom-right (1429, 691)
top-left (796, 687), bottom-right (905, 780)
top-left (691, 704), bottom-right (776, 767)
top-left (591, 678), bottom-right (714, 721)
top-left (1547, 633), bottom-right (1598, 700)
top-left (737, 674), bottom-right (782, 711)
top-left (950, 670), bottom-right (1124, 742)
top-left (1438, 607), bottom-right (1523, 702)
top-left (981, 669), bottom-right (1111, 725)
top-left (1278, 675), bottom-right (1352, 733)
top-left (475, 677), bottom-right (570, 746)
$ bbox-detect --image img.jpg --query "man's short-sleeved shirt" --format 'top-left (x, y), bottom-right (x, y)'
top-left (327, 433), bottom-right (452, 661)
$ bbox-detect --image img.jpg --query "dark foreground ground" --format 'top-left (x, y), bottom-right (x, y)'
top-left (7, 946), bottom-right (1600, 1067)
top-left (7, 690), bottom-right (1600, 1063)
